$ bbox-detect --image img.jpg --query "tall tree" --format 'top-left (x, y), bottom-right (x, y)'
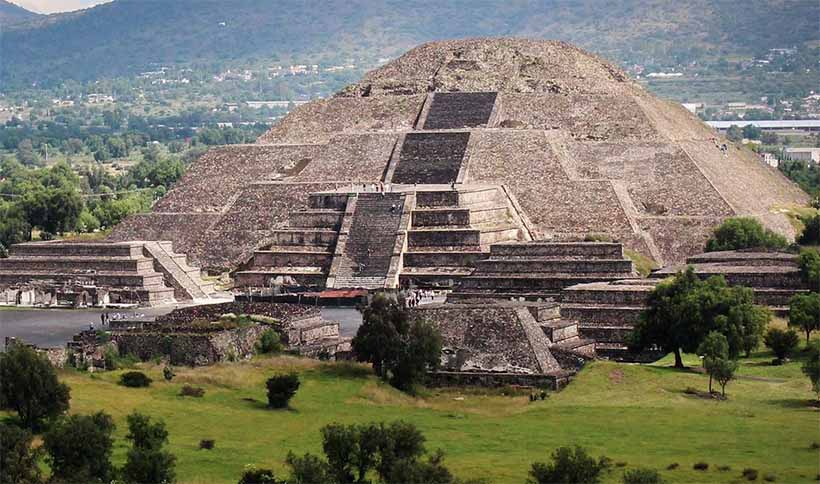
top-left (44, 412), bottom-right (115, 483)
top-left (789, 292), bottom-right (820, 343)
top-left (0, 344), bottom-right (70, 430)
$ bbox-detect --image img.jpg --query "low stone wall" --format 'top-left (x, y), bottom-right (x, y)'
top-left (408, 229), bottom-right (480, 247)
top-left (561, 305), bottom-right (643, 324)
top-left (578, 325), bottom-right (634, 343)
top-left (160, 302), bottom-right (319, 325)
top-left (426, 371), bottom-right (567, 390)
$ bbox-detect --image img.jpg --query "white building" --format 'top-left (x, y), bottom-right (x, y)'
top-left (785, 147), bottom-right (820, 164)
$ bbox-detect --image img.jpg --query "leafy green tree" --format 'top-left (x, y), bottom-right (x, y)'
top-left (742, 124), bottom-right (762, 140)
top-left (705, 217), bottom-right (788, 252)
top-left (528, 446), bottom-right (610, 484)
top-left (238, 466), bottom-right (285, 484)
top-left (798, 249), bottom-right (820, 293)
top-left (726, 125), bottom-right (743, 142)
top-left (623, 468), bottom-right (665, 484)
top-left (0, 203), bottom-right (31, 248)
top-left (0, 424), bottom-right (42, 484)
top-left (802, 340), bottom-right (820, 402)
top-left (712, 357), bottom-right (738, 397)
top-left (286, 452), bottom-right (330, 484)
top-left (698, 331), bottom-right (730, 393)
top-left (256, 329), bottom-right (283, 354)
top-left (266, 373), bottom-right (300, 408)
top-left (122, 412), bottom-right (176, 484)
top-left (353, 294), bottom-right (442, 391)
top-left (44, 412), bottom-right (115, 483)
top-left (15, 139), bottom-right (39, 166)
top-left (0, 344), bottom-right (70, 430)
top-left (763, 327), bottom-right (800, 364)
top-left (789, 292), bottom-right (820, 343)
top-left (798, 214), bottom-right (820, 245)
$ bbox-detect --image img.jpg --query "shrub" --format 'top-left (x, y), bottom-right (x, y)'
top-left (0, 423), bottom-right (42, 484)
top-left (743, 468), bottom-right (759, 481)
top-left (528, 446), bottom-right (609, 484)
top-left (238, 466), bottom-right (284, 484)
top-left (803, 340), bottom-right (820, 402)
top-left (717, 465), bottom-right (731, 471)
top-left (199, 439), bottom-right (215, 450)
top-left (763, 328), bottom-right (800, 363)
top-left (811, 441), bottom-right (820, 450)
top-left (163, 366), bottom-right (175, 381)
top-left (666, 463), bottom-right (679, 470)
top-left (256, 329), bottom-right (284, 354)
top-left (764, 473), bottom-right (776, 482)
top-left (0, 344), bottom-right (70, 430)
top-left (798, 249), bottom-right (820, 293)
top-left (705, 217), bottom-right (788, 252)
top-left (693, 462), bottom-right (709, 471)
top-left (584, 233), bottom-right (612, 242)
top-left (43, 412), bottom-right (115, 483)
top-left (120, 371), bottom-right (152, 388)
top-left (266, 373), bottom-right (300, 409)
top-left (179, 385), bottom-right (205, 398)
top-left (623, 468), bottom-right (665, 484)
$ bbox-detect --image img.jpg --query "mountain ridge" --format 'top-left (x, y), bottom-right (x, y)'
top-left (0, 0), bottom-right (41, 26)
top-left (1, 0), bottom-right (818, 87)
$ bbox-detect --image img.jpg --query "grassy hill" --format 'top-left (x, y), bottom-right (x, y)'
top-left (27, 334), bottom-right (819, 483)
top-left (0, 0), bottom-right (40, 26)
top-left (1, 0), bottom-right (817, 87)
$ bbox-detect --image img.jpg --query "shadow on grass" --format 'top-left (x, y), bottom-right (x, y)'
top-left (241, 397), bottom-right (300, 413)
top-left (766, 398), bottom-right (819, 409)
top-left (317, 361), bottom-right (372, 379)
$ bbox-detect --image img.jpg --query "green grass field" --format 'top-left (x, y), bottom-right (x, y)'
top-left (34, 338), bottom-right (819, 484)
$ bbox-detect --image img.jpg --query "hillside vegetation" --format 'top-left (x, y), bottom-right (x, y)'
top-left (17, 338), bottom-right (818, 484)
top-left (1, 0), bottom-right (818, 87)
top-left (0, 0), bottom-right (39, 26)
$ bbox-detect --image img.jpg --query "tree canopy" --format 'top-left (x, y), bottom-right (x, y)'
top-left (0, 344), bottom-right (70, 430)
top-left (704, 217), bottom-right (788, 252)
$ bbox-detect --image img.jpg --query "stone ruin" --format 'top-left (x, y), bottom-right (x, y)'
top-left (0, 241), bottom-right (216, 307)
top-left (559, 249), bottom-right (810, 359)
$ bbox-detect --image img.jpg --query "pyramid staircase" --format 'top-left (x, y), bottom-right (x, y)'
top-left (400, 186), bottom-right (526, 287)
top-left (449, 241), bottom-right (637, 302)
top-left (234, 193), bottom-right (348, 289)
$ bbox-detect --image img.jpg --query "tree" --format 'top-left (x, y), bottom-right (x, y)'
top-left (789, 292), bottom-right (820, 343)
top-left (798, 249), bottom-right (820, 293)
top-left (705, 217), bottom-right (788, 252)
top-left (742, 124), bottom-right (762, 140)
top-left (352, 294), bottom-right (442, 391)
top-left (798, 214), bottom-right (820, 245)
top-left (726, 125), bottom-right (743, 142)
top-left (623, 468), bottom-right (665, 484)
top-left (256, 329), bottom-right (283, 354)
top-left (122, 412), bottom-right (176, 484)
top-left (266, 373), bottom-right (300, 408)
top-left (763, 328), bottom-right (800, 364)
top-left (528, 446), bottom-right (609, 484)
top-left (15, 139), bottom-right (39, 166)
top-left (0, 344), bottom-right (70, 430)
top-left (286, 453), bottom-right (331, 484)
top-left (629, 268), bottom-right (767, 368)
top-left (0, 424), bottom-right (41, 484)
top-left (802, 340), bottom-right (820, 403)
top-left (238, 466), bottom-right (285, 484)
top-left (44, 412), bottom-right (115, 483)
top-left (698, 331), bottom-right (730, 393)
top-left (712, 357), bottom-right (738, 397)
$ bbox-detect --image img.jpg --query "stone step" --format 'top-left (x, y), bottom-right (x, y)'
top-left (142, 242), bottom-right (214, 300)
top-left (577, 325), bottom-right (635, 343)
top-left (0, 256), bottom-right (156, 273)
top-left (9, 241), bottom-right (144, 258)
top-left (490, 242), bottom-right (624, 258)
top-left (0, 270), bottom-right (167, 289)
top-left (561, 304), bottom-right (644, 325)
top-left (562, 284), bottom-right (653, 305)
top-left (541, 319), bottom-right (579, 343)
top-left (392, 132), bottom-right (470, 185)
top-left (475, 258), bottom-right (634, 274)
top-left (459, 273), bottom-right (637, 291)
top-left (252, 250), bottom-right (333, 269)
top-left (333, 276), bottom-right (386, 289)
top-left (288, 210), bottom-right (344, 229)
top-left (687, 251), bottom-right (798, 267)
top-left (308, 193), bottom-right (350, 210)
top-left (234, 268), bottom-right (328, 288)
top-left (422, 92), bottom-right (497, 130)
top-left (446, 290), bottom-right (560, 302)
top-left (403, 250), bottom-right (487, 267)
top-left (408, 228), bottom-right (480, 247)
top-left (268, 229), bottom-right (338, 247)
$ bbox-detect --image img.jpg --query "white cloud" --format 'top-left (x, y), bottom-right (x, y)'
top-left (10, 0), bottom-right (112, 14)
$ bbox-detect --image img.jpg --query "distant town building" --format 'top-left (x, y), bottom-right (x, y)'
top-left (246, 101), bottom-right (309, 109)
top-left (681, 103), bottom-right (702, 113)
top-left (785, 147), bottom-right (820, 164)
top-left (707, 120), bottom-right (820, 133)
top-left (87, 94), bottom-right (114, 104)
top-left (761, 152), bottom-right (779, 168)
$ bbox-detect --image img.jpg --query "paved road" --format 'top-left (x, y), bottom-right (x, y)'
top-left (0, 306), bottom-right (363, 349)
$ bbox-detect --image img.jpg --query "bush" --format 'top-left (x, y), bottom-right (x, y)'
top-left (717, 465), bottom-right (731, 471)
top-left (528, 446), bottom-right (610, 484)
top-left (266, 373), bottom-right (300, 409)
top-left (666, 463), bottom-right (679, 470)
top-left (179, 385), bottom-right (205, 398)
top-left (798, 249), bottom-right (820, 293)
top-left (43, 412), bottom-right (115, 483)
top-left (763, 328), bottom-right (800, 363)
top-left (693, 462), bottom-right (709, 471)
top-left (163, 366), bottom-right (175, 381)
top-left (623, 468), bottom-right (665, 484)
top-left (238, 466), bottom-right (284, 484)
top-left (199, 439), bottom-right (215, 450)
top-left (705, 217), bottom-right (788, 252)
top-left (584, 233), bottom-right (612, 242)
top-left (256, 329), bottom-right (284, 354)
top-left (0, 344), bottom-right (70, 430)
top-left (743, 468), bottom-right (759, 480)
top-left (0, 423), bottom-right (42, 484)
top-left (120, 371), bottom-right (152, 388)
top-left (764, 473), bottom-right (776, 482)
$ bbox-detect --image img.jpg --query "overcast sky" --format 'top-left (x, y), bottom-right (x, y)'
top-left (11, 0), bottom-right (111, 14)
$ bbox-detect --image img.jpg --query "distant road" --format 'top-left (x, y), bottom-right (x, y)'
top-left (706, 120), bottom-right (820, 132)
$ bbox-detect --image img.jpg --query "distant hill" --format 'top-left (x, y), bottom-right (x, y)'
top-left (0, 0), bottom-right (40, 26)
top-left (1, 0), bottom-right (818, 87)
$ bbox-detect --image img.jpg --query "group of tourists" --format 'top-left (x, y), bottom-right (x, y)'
top-left (406, 289), bottom-right (436, 308)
